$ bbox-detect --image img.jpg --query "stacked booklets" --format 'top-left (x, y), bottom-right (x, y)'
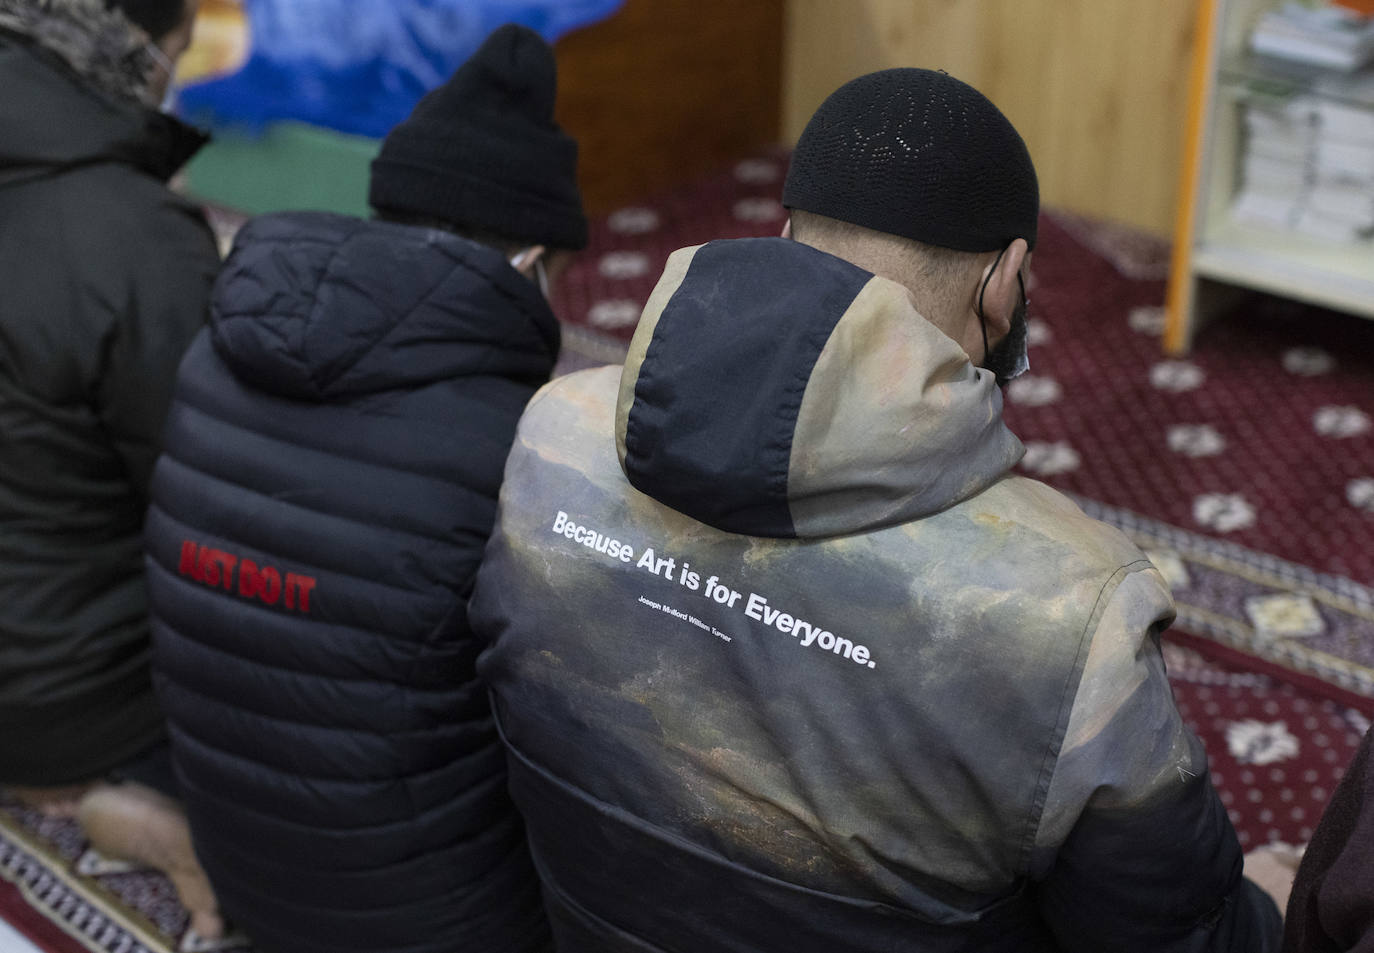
top-left (1233, 92), bottom-right (1374, 242)
top-left (1233, 96), bottom-right (1318, 230)
top-left (1234, 6), bottom-right (1374, 243)
top-left (1249, 1), bottom-right (1374, 71)
top-left (1302, 95), bottom-right (1374, 240)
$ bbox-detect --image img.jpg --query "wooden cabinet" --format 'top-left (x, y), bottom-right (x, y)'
top-left (554, 0), bottom-right (784, 215)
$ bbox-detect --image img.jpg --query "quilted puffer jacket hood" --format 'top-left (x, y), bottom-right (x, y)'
top-left (614, 237), bottom-right (1024, 539)
top-left (209, 212), bottom-right (561, 401)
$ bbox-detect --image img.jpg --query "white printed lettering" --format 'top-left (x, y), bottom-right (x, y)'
top-left (552, 509), bottom-right (879, 671)
top-left (744, 592), bottom-right (767, 620)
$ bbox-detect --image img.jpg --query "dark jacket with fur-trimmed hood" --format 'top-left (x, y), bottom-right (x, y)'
top-left (469, 237), bottom-right (1283, 952)
top-left (0, 0), bottom-right (217, 785)
top-left (145, 211), bottom-right (557, 953)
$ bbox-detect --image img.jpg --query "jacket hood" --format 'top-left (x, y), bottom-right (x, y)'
top-left (209, 211), bottom-right (561, 401)
top-left (0, 9), bottom-right (206, 187)
top-left (0, 0), bottom-right (153, 102)
top-left (614, 238), bottom-right (1023, 539)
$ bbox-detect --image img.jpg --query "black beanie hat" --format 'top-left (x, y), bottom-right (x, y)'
top-left (783, 68), bottom-right (1038, 252)
top-left (369, 24), bottom-right (588, 250)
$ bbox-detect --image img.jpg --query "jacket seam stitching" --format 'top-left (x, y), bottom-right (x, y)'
top-left (148, 500), bottom-right (458, 608)
top-left (152, 601), bottom-right (469, 692)
top-left (1016, 557), bottom-right (1157, 873)
top-left (172, 376), bottom-right (498, 493)
top-left (157, 664), bottom-right (482, 742)
top-left (162, 719), bottom-right (499, 798)
top-left (155, 449), bottom-right (478, 553)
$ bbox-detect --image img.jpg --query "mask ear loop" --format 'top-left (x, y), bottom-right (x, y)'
top-left (144, 41), bottom-right (180, 110)
top-left (510, 249), bottom-right (550, 298)
top-left (144, 41), bottom-right (176, 78)
top-left (534, 257), bottom-right (550, 299)
top-left (976, 245), bottom-right (1010, 364)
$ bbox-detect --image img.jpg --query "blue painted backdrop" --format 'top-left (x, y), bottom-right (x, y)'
top-left (179, 0), bottom-right (625, 138)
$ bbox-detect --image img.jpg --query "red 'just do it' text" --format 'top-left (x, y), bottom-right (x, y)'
top-left (178, 540), bottom-right (317, 615)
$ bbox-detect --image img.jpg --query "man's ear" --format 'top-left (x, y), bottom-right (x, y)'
top-left (510, 245), bottom-right (547, 275)
top-left (974, 238), bottom-right (1029, 336)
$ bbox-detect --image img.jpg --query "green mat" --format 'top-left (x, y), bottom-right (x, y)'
top-left (184, 121), bottom-right (379, 218)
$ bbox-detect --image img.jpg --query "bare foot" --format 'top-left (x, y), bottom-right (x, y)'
top-left (1244, 842), bottom-right (1306, 917)
top-left (5, 782), bottom-right (96, 818)
top-left (77, 782), bottom-right (225, 941)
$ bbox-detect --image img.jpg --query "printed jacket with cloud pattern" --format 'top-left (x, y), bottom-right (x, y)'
top-left (470, 236), bottom-right (1283, 953)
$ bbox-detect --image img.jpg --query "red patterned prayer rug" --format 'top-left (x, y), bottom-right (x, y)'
top-left (1164, 638), bottom-right (1370, 850)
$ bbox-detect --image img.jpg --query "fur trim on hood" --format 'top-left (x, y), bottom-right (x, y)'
top-left (0, 0), bottom-right (154, 103)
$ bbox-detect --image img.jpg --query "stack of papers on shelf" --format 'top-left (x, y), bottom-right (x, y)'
top-left (1316, 137), bottom-right (1374, 175)
top-left (1232, 98), bottom-right (1317, 230)
top-left (1307, 94), bottom-right (1374, 240)
top-left (1250, 2), bottom-right (1374, 71)
top-left (1232, 92), bottom-right (1374, 243)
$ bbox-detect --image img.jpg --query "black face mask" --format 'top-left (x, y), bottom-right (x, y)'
top-left (983, 286), bottom-right (1028, 386)
top-left (976, 249), bottom-right (1030, 387)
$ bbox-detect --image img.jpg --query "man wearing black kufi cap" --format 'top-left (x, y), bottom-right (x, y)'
top-left (467, 68), bottom-right (1284, 951)
top-left (143, 23), bottom-right (584, 953)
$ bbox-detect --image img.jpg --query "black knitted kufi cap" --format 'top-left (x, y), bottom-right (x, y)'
top-left (783, 68), bottom-right (1039, 252)
top-left (369, 23), bottom-right (588, 250)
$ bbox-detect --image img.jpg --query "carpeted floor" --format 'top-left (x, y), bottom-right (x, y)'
top-left (6, 149), bottom-right (1374, 952)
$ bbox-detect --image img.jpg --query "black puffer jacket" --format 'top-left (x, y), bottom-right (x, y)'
top-left (145, 212), bottom-right (557, 953)
top-left (0, 13), bottom-right (217, 784)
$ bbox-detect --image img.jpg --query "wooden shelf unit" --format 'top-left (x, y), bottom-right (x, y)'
top-left (1165, 0), bottom-right (1374, 354)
